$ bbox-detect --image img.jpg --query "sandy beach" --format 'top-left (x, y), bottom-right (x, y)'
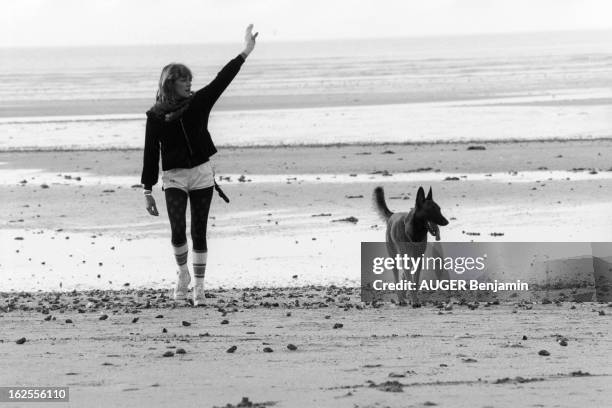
top-left (2, 140), bottom-right (612, 292)
top-left (1, 288), bottom-right (611, 407)
top-left (2, 27), bottom-right (612, 406)
top-left (1, 140), bottom-right (612, 406)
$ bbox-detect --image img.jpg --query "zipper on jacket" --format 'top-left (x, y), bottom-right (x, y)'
top-left (179, 118), bottom-right (194, 156)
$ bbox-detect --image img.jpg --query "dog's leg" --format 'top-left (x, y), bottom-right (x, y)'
top-left (386, 230), bottom-right (407, 306)
top-left (410, 242), bottom-right (426, 308)
top-left (390, 247), bottom-right (408, 306)
top-left (392, 266), bottom-right (408, 306)
top-left (411, 263), bottom-right (423, 308)
top-left (431, 242), bottom-right (451, 302)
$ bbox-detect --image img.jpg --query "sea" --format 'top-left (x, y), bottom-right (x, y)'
top-left (1, 30), bottom-right (611, 150)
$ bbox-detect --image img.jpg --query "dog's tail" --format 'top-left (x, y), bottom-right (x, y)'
top-left (373, 186), bottom-right (393, 221)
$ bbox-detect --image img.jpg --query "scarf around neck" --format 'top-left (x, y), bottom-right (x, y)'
top-left (148, 94), bottom-right (194, 122)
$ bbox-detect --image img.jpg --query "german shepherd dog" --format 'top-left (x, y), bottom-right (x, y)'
top-left (373, 186), bottom-right (449, 307)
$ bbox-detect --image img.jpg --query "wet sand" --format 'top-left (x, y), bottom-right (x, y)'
top-left (1, 140), bottom-right (612, 406)
top-left (1, 288), bottom-right (611, 407)
top-left (0, 92), bottom-right (531, 118)
top-left (1, 140), bottom-right (612, 292)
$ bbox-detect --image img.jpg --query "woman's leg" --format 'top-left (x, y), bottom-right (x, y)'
top-left (189, 186), bottom-right (214, 304)
top-left (164, 188), bottom-right (190, 299)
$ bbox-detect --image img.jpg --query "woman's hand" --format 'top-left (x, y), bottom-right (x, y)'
top-left (242, 24), bottom-right (258, 57)
top-left (145, 194), bottom-right (159, 216)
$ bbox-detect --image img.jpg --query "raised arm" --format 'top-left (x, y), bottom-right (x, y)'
top-left (242, 23), bottom-right (258, 58)
top-left (194, 24), bottom-right (258, 110)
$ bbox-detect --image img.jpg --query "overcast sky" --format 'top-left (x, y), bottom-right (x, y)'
top-left (3, 0), bottom-right (612, 47)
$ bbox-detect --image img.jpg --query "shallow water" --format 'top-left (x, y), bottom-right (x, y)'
top-left (1, 166), bottom-right (611, 187)
top-left (3, 198), bottom-right (612, 292)
top-left (2, 32), bottom-right (611, 149)
top-left (1, 94), bottom-right (611, 150)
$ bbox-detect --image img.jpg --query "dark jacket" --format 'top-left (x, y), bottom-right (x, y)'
top-left (141, 55), bottom-right (245, 190)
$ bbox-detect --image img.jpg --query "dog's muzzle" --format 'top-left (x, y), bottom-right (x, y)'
top-left (427, 221), bottom-right (441, 241)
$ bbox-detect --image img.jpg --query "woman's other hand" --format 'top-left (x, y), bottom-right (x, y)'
top-left (145, 194), bottom-right (159, 216)
top-left (242, 24), bottom-right (258, 57)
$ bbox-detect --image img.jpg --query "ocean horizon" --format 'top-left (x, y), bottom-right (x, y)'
top-left (1, 31), bottom-right (611, 150)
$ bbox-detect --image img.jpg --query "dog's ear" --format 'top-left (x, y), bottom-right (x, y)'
top-left (416, 186), bottom-right (425, 207)
top-left (426, 187), bottom-right (432, 200)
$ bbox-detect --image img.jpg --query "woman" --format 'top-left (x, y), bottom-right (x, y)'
top-left (141, 25), bottom-right (258, 306)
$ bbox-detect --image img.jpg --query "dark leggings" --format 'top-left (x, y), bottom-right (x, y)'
top-left (165, 187), bottom-right (214, 251)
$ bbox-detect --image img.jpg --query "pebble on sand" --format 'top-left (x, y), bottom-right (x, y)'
top-left (538, 350), bottom-right (550, 356)
top-left (175, 348), bottom-right (186, 355)
top-left (16, 337), bottom-right (27, 345)
top-left (228, 397), bottom-right (256, 408)
top-left (331, 216), bottom-right (358, 224)
top-left (333, 323), bottom-right (343, 329)
top-left (182, 321), bottom-right (191, 327)
top-left (287, 344), bottom-right (298, 351)
top-left (162, 328), bottom-right (167, 333)
top-left (162, 351), bottom-right (174, 357)
top-left (263, 347), bottom-right (273, 353)
top-left (227, 346), bottom-right (237, 353)
top-left (99, 314), bottom-right (109, 320)
top-left (369, 380), bottom-right (404, 393)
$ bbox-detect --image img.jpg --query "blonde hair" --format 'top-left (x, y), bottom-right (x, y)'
top-left (156, 63), bottom-right (193, 103)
